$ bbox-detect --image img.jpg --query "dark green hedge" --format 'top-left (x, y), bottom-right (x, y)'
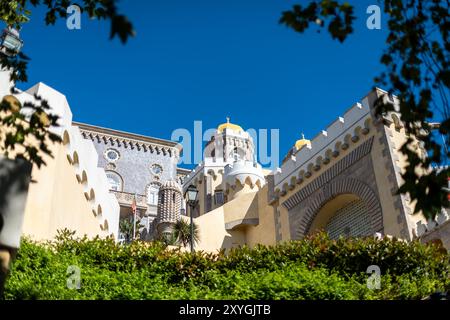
top-left (4, 230), bottom-right (449, 300)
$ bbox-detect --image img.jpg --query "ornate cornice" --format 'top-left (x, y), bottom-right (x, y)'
top-left (73, 121), bottom-right (181, 157)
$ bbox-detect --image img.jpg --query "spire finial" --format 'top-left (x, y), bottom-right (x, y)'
top-left (301, 132), bottom-right (305, 139)
top-left (226, 116), bottom-right (230, 123)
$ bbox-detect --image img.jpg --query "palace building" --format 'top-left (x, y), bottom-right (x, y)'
top-left (73, 122), bottom-right (189, 239)
top-left (1, 69), bottom-right (449, 251)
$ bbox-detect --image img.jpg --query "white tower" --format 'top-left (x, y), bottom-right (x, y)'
top-left (182, 118), bottom-right (267, 215)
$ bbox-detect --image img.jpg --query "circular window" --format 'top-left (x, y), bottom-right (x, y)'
top-left (104, 149), bottom-right (120, 162)
top-left (151, 164), bottom-right (163, 175)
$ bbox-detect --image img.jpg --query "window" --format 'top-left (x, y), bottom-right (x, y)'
top-left (151, 164), bottom-right (163, 175)
top-left (214, 190), bottom-right (224, 205)
top-left (106, 172), bottom-right (122, 191)
top-left (233, 147), bottom-right (239, 161)
top-left (147, 185), bottom-right (159, 206)
top-left (104, 149), bottom-right (120, 162)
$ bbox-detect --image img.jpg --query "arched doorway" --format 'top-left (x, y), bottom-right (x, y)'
top-left (296, 178), bottom-right (383, 239)
top-left (308, 194), bottom-right (373, 239)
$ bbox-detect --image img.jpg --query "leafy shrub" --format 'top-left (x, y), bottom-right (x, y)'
top-left (4, 230), bottom-right (449, 300)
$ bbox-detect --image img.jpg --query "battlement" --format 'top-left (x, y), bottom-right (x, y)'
top-left (274, 94), bottom-right (374, 192)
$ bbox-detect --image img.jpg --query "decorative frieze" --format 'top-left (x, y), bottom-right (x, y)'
top-left (281, 137), bottom-right (374, 210)
top-left (111, 190), bottom-right (147, 207)
top-left (80, 129), bottom-right (177, 158)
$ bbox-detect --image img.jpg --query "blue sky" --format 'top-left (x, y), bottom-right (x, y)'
top-left (17, 0), bottom-right (388, 168)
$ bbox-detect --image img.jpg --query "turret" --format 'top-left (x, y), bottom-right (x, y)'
top-left (224, 159), bottom-right (265, 201)
top-left (155, 179), bottom-right (182, 240)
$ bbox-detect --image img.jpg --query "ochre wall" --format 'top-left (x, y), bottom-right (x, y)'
top-left (371, 119), bottom-right (428, 240)
top-left (21, 141), bottom-right (106, 241)
top-left (192, 208), bottom-right (230, 253)
top-left (193, 183), bottom-right (277, 252)
top-left (244, 184), bottom-right (277, 247)
top-left (370, 125), bottom-right (407, 238)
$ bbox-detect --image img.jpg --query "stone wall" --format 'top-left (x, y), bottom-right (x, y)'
top-left (78, 124), bottom-right (179, 196)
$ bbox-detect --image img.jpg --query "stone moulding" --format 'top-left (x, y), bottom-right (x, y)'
top-left (225, 218), bottom-right (259, 231)
top-left (296, 178), bottom-right (383, 238)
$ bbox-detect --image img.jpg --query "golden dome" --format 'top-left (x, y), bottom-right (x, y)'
top-left (217, 117), bottom-right (244, 133)
top-left (295, 133), bottom-right (311, 150)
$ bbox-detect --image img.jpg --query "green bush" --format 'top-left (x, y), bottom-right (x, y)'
top-left (4, 230), bottom-right (449, 300)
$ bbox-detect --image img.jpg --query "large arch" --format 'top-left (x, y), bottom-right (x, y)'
top-left (296, 178), bottom-right (383, 238)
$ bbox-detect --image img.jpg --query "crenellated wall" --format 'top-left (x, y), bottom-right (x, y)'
top-left (0, 75), bottom-right (121, 241)
top-left (273, 99), bottom-right (373, 196)
top-left (417, 209), bottom-right (450, 249)
top-left (271, 88), bottom-right (429, 242)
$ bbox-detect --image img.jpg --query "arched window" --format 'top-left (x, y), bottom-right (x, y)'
top-left (172, 192), bottom-right (176, 203)
top-left (232, 147), bottom-right (240, 161)
top-left (147, 184), bottom-right (159, 206)
top-left (106, 171), bottom-right (122, 191)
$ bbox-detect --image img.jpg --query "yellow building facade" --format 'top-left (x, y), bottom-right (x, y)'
top-left (187, 88), bottom-right (450, 252)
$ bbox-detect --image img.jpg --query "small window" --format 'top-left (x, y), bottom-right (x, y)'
top-left (172, 192), bottom-right (176, 203)
top-left (214, 190), bottom-right (224, 205)
top-left (147, 185), bottom-right (159, 206)
top-left (105, 149), bottom-right (120, 162)
top-left (233, 147), bottom-right (240, 161)
top-left (151, 164), bottom-right (163, 175)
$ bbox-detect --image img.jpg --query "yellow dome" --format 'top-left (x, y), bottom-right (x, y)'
top-left (217, 117), bottom-right (244, 133)
top-left (295, 133), bottom-right (311, 150)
